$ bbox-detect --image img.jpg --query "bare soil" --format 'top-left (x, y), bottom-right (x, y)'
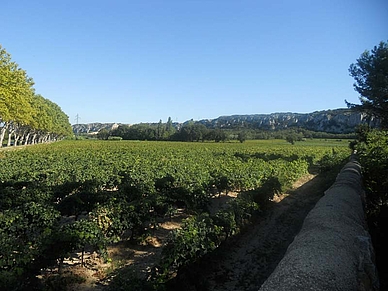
top-left (167, 172), bottom-right (335, 291)
top-left (49, 172), bottom-right (334, 291)
top-left (47, 214), bottom-right (188, 290)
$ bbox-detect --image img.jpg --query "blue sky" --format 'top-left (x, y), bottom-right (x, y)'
top-left (1, 0), bottom-right (387, 124)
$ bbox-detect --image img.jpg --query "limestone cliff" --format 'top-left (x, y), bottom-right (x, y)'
top-left (198, 108), bottom-right (379, 133)
top-left (72, 123), bottom-right (121, 134)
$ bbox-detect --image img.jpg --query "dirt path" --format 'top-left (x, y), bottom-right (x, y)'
top-left (171, 172), bottom-right (334, 291)
top-left (55, 172), bottom-right (335, 291)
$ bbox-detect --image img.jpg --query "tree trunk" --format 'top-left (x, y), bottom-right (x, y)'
top-left (6, 122), bottom-right (17, 147)
top-left (0, 123), bottom-right (9, 148)
top-left (31, 133), bottom-right (37, 144)
top-left (7, 131), bottom-right (12, 147)
top-left (15, 128), bottom-right (27, 146)
top-left (58, 257), bottom-right (64, 274)
top-left (14, 134), bottom-right (20, 146)
top-left (19, 133), bottom-right (26, 145)
top-left (81, 247), bottom-right (85, 267)
top-left (24, 132), bottom-right (31, 145)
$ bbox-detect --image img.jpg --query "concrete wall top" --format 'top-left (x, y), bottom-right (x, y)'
top-left (259, 158), bottom-right (379, 291)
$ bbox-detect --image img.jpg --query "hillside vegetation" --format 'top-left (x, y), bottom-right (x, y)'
top-left (353, 129), bottom-right (388, 289)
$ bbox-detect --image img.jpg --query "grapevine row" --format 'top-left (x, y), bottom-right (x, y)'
top-left (0, 140), bottom-right (350, 289)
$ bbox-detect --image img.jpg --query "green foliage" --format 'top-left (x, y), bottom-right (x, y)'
top-left (110, 119), bottom-right (356, 143)
top-left (106, 266), bottom-right (155, 291)
top-left (97, 128), bottom-right (110, 140)
top-left (160, 214), bottom-right (222, 275)
top-left (172, 122), bottom-right (208, 142)
top-left (108, 136), bottom-right (122, 140)
top-left (0, 139), bottom-right (350, 288)
top-left (206, 128), bottom-right (227, 142)
top-left (0, 202), bottom-right (60, 289)
top-left (355, 130), bottom-right (388, 211)
top-left (250, 176), bottom-right (282, 205)
top-left (237, 131), bottom-right (247, 143)
top-left (111, 118), bottom-right (177, 141)
top-left (60, 219), bottom-right (107, 260)
top-left (0, 45), bottom-right (72, 148)
top-left (317, 149), bottom-right (349, 172)
top-left (213, 209), bottom-right (237, 239)
top-left (348, 41), bottom-right (388, 128)
top-left (270, 158), bottom-right (309, 189)
top-left (156, 186), bottom-right (260, 285)
top-left (226, 193), bottom-right (259, 227)
top-left (354, 129), bottom-right (388, 289)
top-left (0, 45), bottom-right (34, 124)
top-left (43, 273), bottom-right (86, 291)
top-left (285, 135), bottom-right (295, 145)
top-left (285, 132), bottom-right (304, 145)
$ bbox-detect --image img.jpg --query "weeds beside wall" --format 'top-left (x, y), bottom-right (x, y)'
top-left (354, 129), bottom-right (388, 290)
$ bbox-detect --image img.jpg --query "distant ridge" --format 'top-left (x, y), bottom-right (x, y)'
top-left (197, 108), bottom-right (378, 133)
top-left (72, 108), bottom-right (379, 134)
top-left (72, 123), bottom-right (122, 135)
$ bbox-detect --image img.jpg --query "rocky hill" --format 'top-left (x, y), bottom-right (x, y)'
top-left (72, 123), bottom-right (122, 134)
top-left (197, 108), bottom-right (378, 133)
top-left (72, 109), bottom-right (379, 134)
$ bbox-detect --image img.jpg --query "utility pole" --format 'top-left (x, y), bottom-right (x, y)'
top-left (75, 114), bottom-right (80, 125)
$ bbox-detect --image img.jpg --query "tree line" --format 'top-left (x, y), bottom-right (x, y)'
top-left (0, 45), bottom-right (72, 147)
top-left (95, 118), bottom-right (355, 143)
top-left (97, 118), bottom-right (232, 142)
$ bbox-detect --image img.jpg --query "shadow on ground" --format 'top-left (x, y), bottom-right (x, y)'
top-left (165, 169), bottom-right (340, 291)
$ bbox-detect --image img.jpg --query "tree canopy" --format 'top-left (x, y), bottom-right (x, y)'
top-left (0, 45), bottom-right (72, 147)
top-left (347, 41), bottom-right (388, 128)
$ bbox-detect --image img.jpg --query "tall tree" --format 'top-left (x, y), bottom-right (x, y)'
top-left (237, 131), bottom-right (247, 143)
top-left (0, 45), bottom-right (35, 147)
top-left (0, 45), bottom-right (72, 146)
top-left (347, 41), bottom-right (388, 128)
top-left (157, 119), bottom-right (164, 140)
top-left (166, 117), bottom-right (174, 132)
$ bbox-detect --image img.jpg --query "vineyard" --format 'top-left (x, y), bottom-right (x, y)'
top-left (0, 139), bottom-right (350, 290)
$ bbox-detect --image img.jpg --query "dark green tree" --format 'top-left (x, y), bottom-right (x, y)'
top-left (205, 129), bottom-right (227, 142)
top-left (157, 119), bottom-right (165, 140)
top-left (97, 128), bottom-right (110, 140)
top-left (213, 129), bottom-right (227, 142)
top-left (166, 116), bottom-right (173, 133)
top-left (285, 135), bottom-right (295, 145)
top-left (111, 125), bottom-right (130, 139)
top-left (347, 41), bottom-right (388, 128)
top-left (285, 132), bottom-right (303, 145)
top-left (237, 131), bottom-right (247, 143)
top-left (177, 122), bottom-right (207, 142)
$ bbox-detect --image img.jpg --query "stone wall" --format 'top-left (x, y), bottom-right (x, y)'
top-left (259, 157), bottom-right (379, 291)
